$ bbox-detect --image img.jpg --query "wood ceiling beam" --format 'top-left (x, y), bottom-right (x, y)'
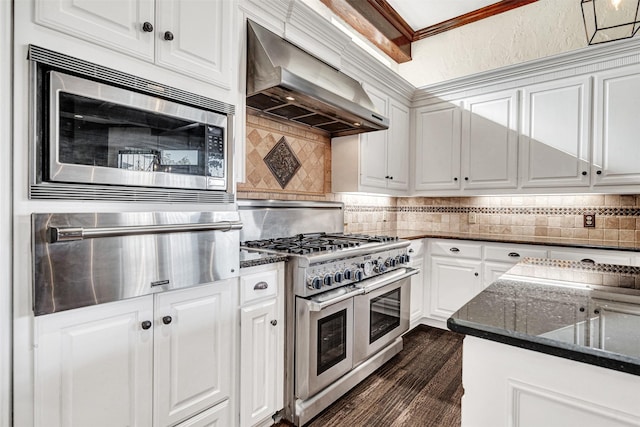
top-left (320, 0), bottom-right (412, 63)
top-left (413, 0), bottom-right (539, 41)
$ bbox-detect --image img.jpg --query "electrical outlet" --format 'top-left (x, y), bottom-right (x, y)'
top-left (468, 212), bottom-right (477, 224)
top-left (584, 213), bottom-right (596, 228)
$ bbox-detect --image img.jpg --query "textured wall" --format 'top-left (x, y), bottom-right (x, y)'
top-left (398, 0), bottom-right (587, 87)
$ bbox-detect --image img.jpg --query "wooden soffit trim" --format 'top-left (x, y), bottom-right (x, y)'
top-left (413, 0), bottom-right (539, 41)
top-left (320, 0), bottom-right (412, 63)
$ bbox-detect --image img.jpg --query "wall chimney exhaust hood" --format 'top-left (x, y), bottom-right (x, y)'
top-left (246, 20), bottom-right (389, 137)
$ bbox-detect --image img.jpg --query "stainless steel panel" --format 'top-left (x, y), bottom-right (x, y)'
top-left (295, 295), bottom-right (353, 400)
top-left (33, 211), bottom-right (241, 315)
top-left (238, 199), bottom-right (344, 242)
top-left (353, 276), bottom-right (411, 365)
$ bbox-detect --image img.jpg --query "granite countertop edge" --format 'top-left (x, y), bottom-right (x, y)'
top-left (447, 317), bottom-right (640, 376)
top-left (371, 229), bottom-right (640, 251)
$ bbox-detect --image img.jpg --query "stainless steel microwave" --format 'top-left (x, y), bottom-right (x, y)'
top-left (29, 46), bottom-right (235, 200)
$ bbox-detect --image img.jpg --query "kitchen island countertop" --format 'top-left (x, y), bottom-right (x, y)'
top-left (448, 257), bottom-right (640, 376)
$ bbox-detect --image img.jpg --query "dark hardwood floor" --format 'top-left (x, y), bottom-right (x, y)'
top-left (280, 325), bottom-right (464, 427)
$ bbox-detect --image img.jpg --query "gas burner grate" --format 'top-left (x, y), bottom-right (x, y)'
top-left (241, 232), bottom-right (399, 255)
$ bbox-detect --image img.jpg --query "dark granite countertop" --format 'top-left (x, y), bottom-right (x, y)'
top-left (448, 258), bottom-right (640, 376)
top-left (361, 228), bottom-right (640, 251)
top-left (240, 249), bottom-right (288, 269)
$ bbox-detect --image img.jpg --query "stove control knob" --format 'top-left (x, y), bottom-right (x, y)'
top-left (386, 257), bottom-right (396, 267)
top-left (334, 271), bottom-right (343, 283)
top-left (323, 274), bottom-right (333, 286)
top-left (375, 263), bottom-right (387, 273)
top-left (343, 269), bottom-right (353, 280)
top-left (395, 255), bottom-right (403, 265)
top-left (308, 276), bottom-right (322, 290)
top-left (354, 269), bottom-right (364, 282)
top-left (360, 261), bottom-right (373, 276)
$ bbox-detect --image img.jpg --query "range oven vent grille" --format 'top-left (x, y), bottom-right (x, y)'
top-left (28, 45), bottom-right (235, 115)
top-left (30, 183), bottom-right (235, 204)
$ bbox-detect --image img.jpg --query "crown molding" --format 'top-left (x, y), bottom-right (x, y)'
top-left (413, 36), bottom-right (640, 104)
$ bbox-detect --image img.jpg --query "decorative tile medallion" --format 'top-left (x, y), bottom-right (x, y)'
top-left (263, 136), bottom-right (301, 189)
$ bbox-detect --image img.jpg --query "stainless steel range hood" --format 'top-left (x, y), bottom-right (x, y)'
top-left (246, 20), bottom-right (389, 137)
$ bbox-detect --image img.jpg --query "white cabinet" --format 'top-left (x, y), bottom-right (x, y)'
top-left (34, 0), bottom-right (234, 88)
top-left (428, 240), bottom-right (483, 322)
top-left (408, 240), bottom-right (425, 329)
top-left (154, 284), bottom-right (234, 427)
top-left (414, 90), bottom-right (518, 193)
top-left (414, 102), bottom-right (462, 191)
top-left (34, 281), bottom-right (236, 427)
top-left (332, 88), bottom-right (410, 195)
top-left (239, 263), bottom-right (285, 427)
top-left (593, 64), bottom-right (640, 186)
top-left (548, 247), bottom-right (633, 266)
top-left (461, 90), bottom-right (519, 190)
top-left (482, 244), bottom-right (548, 288)
top-left (521, 76), bottom-right (592, 188)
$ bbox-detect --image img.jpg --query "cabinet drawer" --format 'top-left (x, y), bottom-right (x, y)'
top-left (430, 240), bottom-right (482, 259)
top-left (408, 239), bottom-right (425, 258)
top-left (240, 269), bottom-right (278, 305)
top-left (484, 245), bottom-right (547, 263)
top-left (548, 250), bottom-right (631, 266)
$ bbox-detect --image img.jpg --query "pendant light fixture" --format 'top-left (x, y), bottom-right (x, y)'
top-left (581, 0), bottom-right (640, 44)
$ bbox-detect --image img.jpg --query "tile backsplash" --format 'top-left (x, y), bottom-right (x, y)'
top-left (237, 115), bottom-right (640, 247)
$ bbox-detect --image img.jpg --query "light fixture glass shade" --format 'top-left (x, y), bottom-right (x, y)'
top-left (581, 0), bottom-right (640, 44)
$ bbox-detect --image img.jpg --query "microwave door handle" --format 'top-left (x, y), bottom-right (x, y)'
top-left (49, 221), bottom-right (243, 243)
top-left (358, 267), bottom-right (420, 294)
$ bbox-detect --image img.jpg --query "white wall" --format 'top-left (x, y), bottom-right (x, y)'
top-left (398, 0), bottom-right (586, 87)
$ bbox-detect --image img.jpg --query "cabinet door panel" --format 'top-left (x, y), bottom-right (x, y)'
top-left (521, 77), bottom-right (591, 187)
top-left (360, 89), bottom-right (389, 188)
top-left (594, 65), bottom-right (640, 185)
top-left (240, 299), bottom-right (280, 427)
top-left (414, 103), bottom-right (462, 191)
top-left (154, 282), bottom-right (234, 427)
top-left (462, 91), bottom-right (518, 189)
top-left (429, 256), bottom-right (481, 321)
top-left (155, 0), bottom-right (234, 87)
top-left (34, 0), bottom-right (154, 61)
top-left (409, 256), bottom-right (425, 327)
top-left (34, 298), bottom-right (154, 427)
top-left (387, 102), bottom-right (410, 190)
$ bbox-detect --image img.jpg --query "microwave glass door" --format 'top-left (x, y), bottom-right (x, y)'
top-left (48, 71), bottom-right (228, 190)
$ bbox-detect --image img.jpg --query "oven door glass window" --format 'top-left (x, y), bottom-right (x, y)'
top-left (369, 288), bottom-right (401, 344)
top-left (56, 91), bottom-right (225, 178)
top-left (317, 309), bottom-right (348, 375)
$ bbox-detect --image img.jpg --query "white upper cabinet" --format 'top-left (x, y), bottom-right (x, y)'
top-left (35, 0), bottom-right (155, 61)
top-left (414, 102), bottom-right (462, 191)
top-left (521, 76), bottom-right (591, 188)
top-left (593, 64), bottom-right (640, 186)
top-left (332, 86), bottom-right (410, 195)
top-left (461, 90), bottom-right (519, 190)
top-left (34, 0), bottom-right (234, 88)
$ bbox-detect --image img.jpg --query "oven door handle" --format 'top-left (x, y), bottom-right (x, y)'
top-left (357, 267), bottom-right (420, 294)
top-left (305, 287), bottom-right (364, 312)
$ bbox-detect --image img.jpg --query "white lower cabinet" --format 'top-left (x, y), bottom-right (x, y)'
top-left (238, 263), bottom-right (284, 427)
top-left (461, 336), bottom-right (640, 427)
top-left (408, 239), bottom-right (425, 329)
top-left (34, 280), bottom-right (236, 427)
top-left (429, 255), bottom-right (482, 322)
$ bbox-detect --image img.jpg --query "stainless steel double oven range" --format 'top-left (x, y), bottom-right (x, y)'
top-left (239, 201), bottom-right (418, 426)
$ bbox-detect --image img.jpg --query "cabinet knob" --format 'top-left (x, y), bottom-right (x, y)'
top-left (579, 307), bottom-right (585, 312)
top-left (474, 272), bottom-right (479, 277)
top-left (449, 247), bottom-right (460, 253)
top-left (464, 177), bottom-right (469, 181)
top-left (594, 309), bottom-right (601, 315)
top-left (141, 320), bottom-right (152, 330)
top-left (453, 177), bottom-right (458, 181)
top-left (385, 176), bottom-right (389, 179)
top-left (164, 31), bottom-right (174, 41)
top-left (162, 315), bottom-right (173, 325)
top-left (582, 171), bottom-right (588, 176)
top-left (389, 176), bottom-right (393, 180)
top-left (581, 258), bottom-right (595, 264)
top-left (270, 319), bottom-right (278, 326)
top-left (508, 252), bottom-right (520, 258)
top-left (596, 170), bottom-right (602, 175)
top-left (142, 21), bottom-right (154, 32)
